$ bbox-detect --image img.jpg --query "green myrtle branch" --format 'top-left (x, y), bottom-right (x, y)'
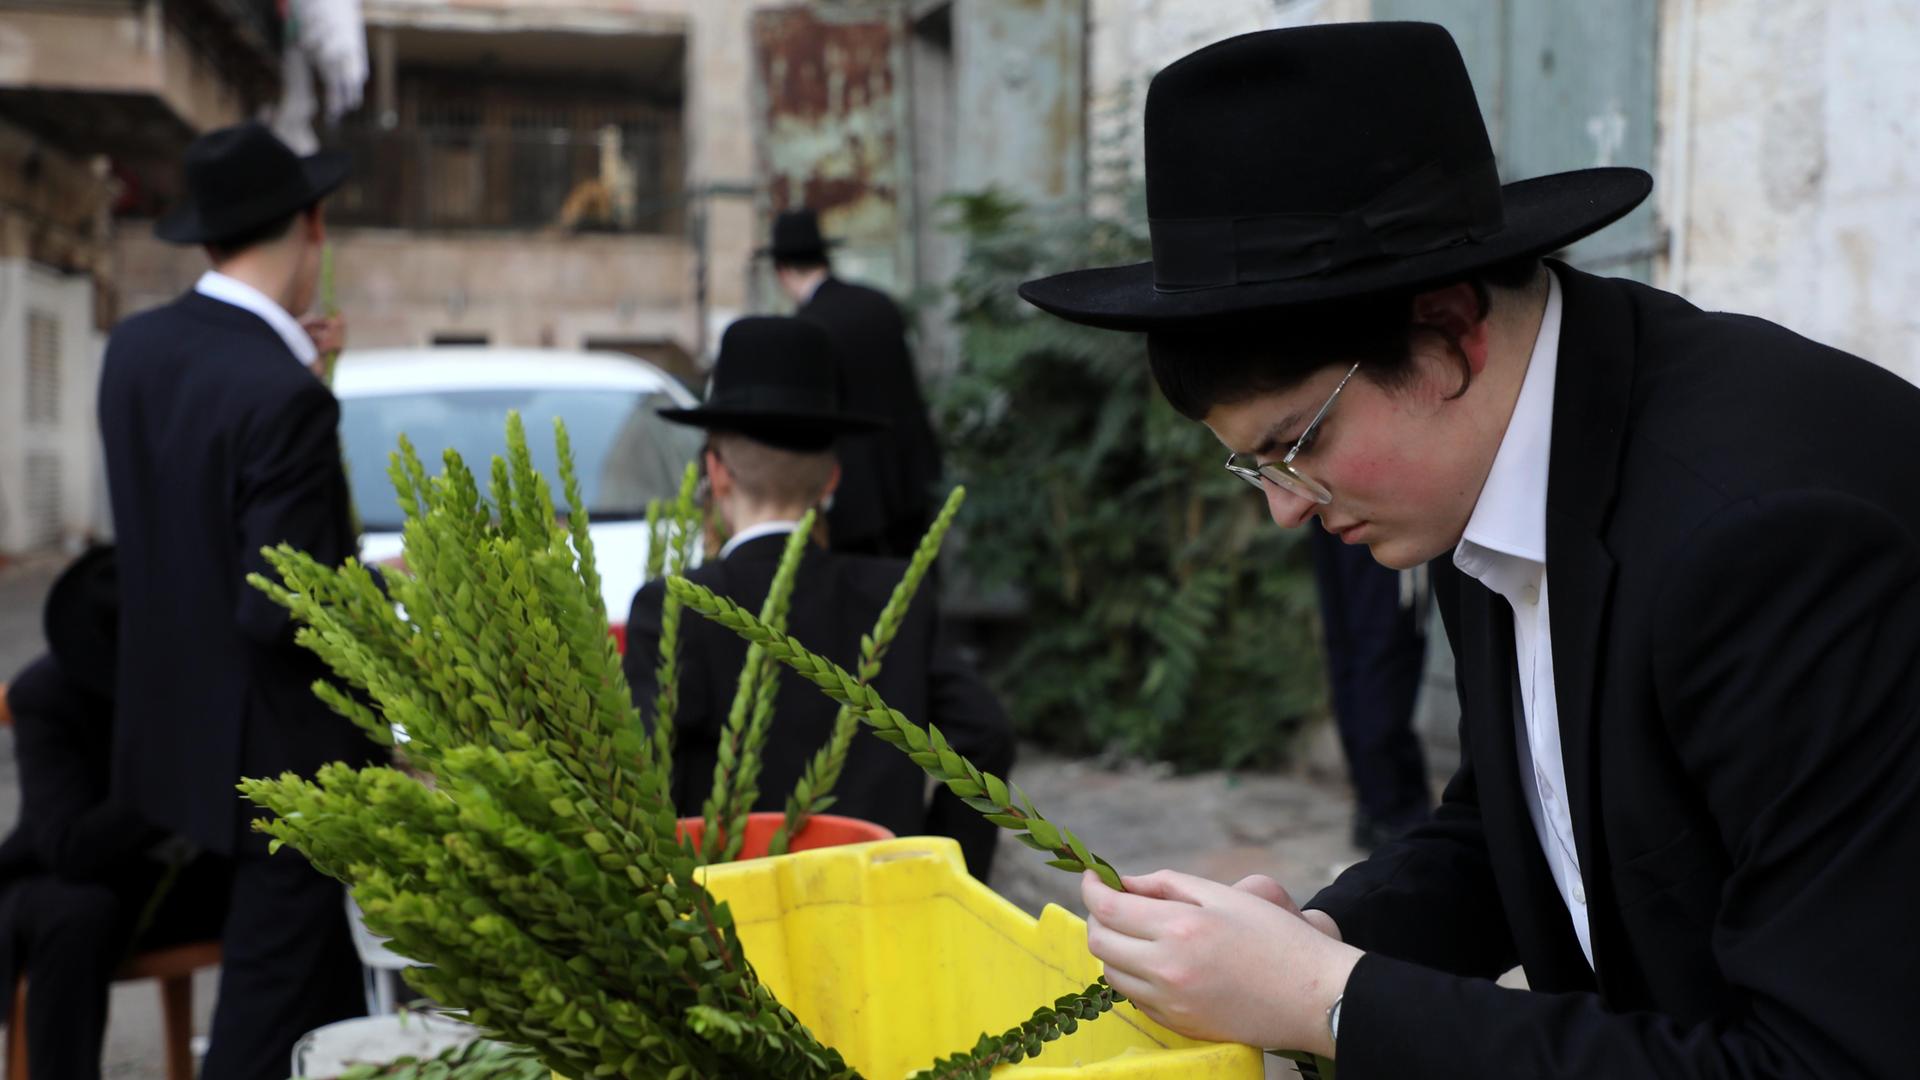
top-left (667, 576), bottom-right (1122, 890)
top-left (700, 512), bottom-right (815, 862)
top-left (768, 488), bottom-right (965, 856)
top-left (909, 978), bottom-right (1123, 1080)
top-left (647, 462), bottom-right (702, 771)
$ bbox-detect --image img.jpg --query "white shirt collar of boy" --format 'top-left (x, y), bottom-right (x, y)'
top-left (194, 270), bottom-right (317, 365)
top-left (1454, 267), bottom-right (1560, 583)
top-left (719, 520), bottom-right (801, 560)
top-left (1449, 267), bottom-right (1596, 970)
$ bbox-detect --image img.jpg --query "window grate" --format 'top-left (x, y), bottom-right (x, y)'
top-left (25, 309), bottom-right (59, 424)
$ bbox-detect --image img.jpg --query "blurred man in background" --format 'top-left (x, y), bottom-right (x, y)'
top-left (97, 122), bottom-right (373, 1079)
top-left (627, 316), bottom-right (1012, 880)
top-left (767, 209), bottom-right (944, 558)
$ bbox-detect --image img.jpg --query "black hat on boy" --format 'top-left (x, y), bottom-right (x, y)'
top-left (756, 209), bottom-right (842, 262)
top-left (659, 317), bottom-right (887, 452)
top-left (154, 122), bottom-right (350, 245)
top-left (1018, 22), bottom-right (1651, 329)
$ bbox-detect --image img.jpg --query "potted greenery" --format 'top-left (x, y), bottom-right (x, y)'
top-left (242, 415), bottom-right (1330, 1078)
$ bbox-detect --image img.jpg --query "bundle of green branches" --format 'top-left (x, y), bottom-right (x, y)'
top-left (239, 414), bottom-right (1135, 1079)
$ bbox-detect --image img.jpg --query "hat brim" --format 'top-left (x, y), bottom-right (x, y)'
top-left (657, 405), bottom-right (888, 437)
top-left (755, 238), bottom-right (845, 258)
top-left (1018, 168), bottom-right (1652, 330)
top-left (155, 150), bottom-right (352, 244)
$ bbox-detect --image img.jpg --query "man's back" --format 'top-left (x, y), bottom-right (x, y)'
top-left (799, 278), bottom-right (944, 554)
top-left (624, 534), bottom-right (1008, 866)
top-left (99, 291), bottom-right (368, 854)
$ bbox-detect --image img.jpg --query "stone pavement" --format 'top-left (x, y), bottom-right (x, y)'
top-left (988, 747), bottom-right (1367, 921)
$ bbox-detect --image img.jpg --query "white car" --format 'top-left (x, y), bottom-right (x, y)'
top-left (334, 347), bottom-right (703, 648)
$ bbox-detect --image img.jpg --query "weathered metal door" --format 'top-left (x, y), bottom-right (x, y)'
top-left (750, 4), bottom-right (910, 294)
top-left (1374, 0), bottom-right (1661, 280)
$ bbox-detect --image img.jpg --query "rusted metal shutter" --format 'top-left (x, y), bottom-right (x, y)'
top-left (750, 4), bottom-right (910, 293)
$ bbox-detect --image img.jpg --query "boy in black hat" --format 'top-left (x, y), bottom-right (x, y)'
top-left (97, 122), bottom-right (373, 1078)
top-left (0, 548), bottom-right (226, 1080)
top-left (623, 316), bottom-right (1013, 880)
top-left (763, 209), bottom-right (945, 559)
top-left (1022, 22), bottom-right (1920, 1079)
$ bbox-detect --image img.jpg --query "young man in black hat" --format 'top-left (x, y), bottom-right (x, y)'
top-left (623, 316), bottom-right (1012, 879)
top-left (0, 548), bottom-right (226, 1079)
top-left (1020, 22), bottom-right (1920, 1079)
top-left (97, 121), bottom-right (373, 1078)
top-left (764, 208), bottom-right (945, 559)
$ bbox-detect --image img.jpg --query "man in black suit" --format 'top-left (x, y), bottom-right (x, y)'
top-left (0, 548), bottom-right (226, 1080)
top-left (766, 210), bottom-right (944, 558)
top-left (97, 123), bottom-right (372, 1078)
top-left (624, 316), bottom-right (1012, 879)
top-left (1019, 24), bottom-right (1920, 1079)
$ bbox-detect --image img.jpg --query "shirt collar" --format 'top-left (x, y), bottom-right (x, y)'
top-left (1454, 266), bottom-right (1563, 575)
top-left (194, 270), bottom-right (317, 364)
top-left (719, 519), bottom-right (801, 560)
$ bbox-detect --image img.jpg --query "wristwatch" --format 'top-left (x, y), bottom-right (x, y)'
top-left (1327, 993), bottom-right (1344, 1044)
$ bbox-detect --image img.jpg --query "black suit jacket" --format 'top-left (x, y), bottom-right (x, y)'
top-left (623, 534), bottom-right (1010, 850)
top-left (798, 278), bottom-right (944, 554)
top-left (1309, 263), bottom-right (1920, 1078)
top-left (97, 291), bottom-right (375, 856)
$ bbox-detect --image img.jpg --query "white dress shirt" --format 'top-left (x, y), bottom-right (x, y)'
top-left (194, 270), bottom-right (317, 365)
top-left (719, 519), bottom-right (801, 560)
top-left (1450, 268), bottom-right (1594, 969)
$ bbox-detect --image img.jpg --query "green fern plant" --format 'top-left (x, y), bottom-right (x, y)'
top-left (933, 187), bottom-right (1326, 770)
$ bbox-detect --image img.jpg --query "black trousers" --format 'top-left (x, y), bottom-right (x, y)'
top-left (2, 859), bottom-right (226, 1080)
top-left (200, 845), bottom-right (364, 1080)
top-left (1308, 527), bottom-right (1430, 829)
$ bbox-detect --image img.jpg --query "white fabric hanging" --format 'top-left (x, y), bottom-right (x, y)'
top-left (266, 0), bottom-right (369, 153)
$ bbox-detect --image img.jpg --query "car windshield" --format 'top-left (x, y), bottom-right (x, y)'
top-left (340, 387), bottom-right (703, 531)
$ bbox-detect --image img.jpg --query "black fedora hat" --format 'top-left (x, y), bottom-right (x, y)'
top-left (659, 316), bottom-right (886, 451)
top-left (1019, 22), bottom-right (1652, 329)
top-left (155, 122), bottom-right (350, 245)
top-left (756, 209), bottom-right (843, 261)
top-left (43, 545), bottom-right (117, 699)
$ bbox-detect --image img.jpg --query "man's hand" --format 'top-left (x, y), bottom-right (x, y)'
top-left (1230, 873), bottom-right (1344, 941)
top-left (301, 313), bottom-right (345, 380)
top-left (1083, 868), bottom-right (1361, 1057)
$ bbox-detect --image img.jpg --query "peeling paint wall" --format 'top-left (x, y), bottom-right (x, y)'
top-left (1660, 0), bottom-right (1920, 384)
top-left (751, 4), bottom-right (907, 293)
top-left (1087, 0), bottom-right (1370, 198)
top-left (953, 0), bottom-right (1085, 206)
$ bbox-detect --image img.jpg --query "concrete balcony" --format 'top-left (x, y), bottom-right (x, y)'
top-left (0, 0), bottom-right (282, 159)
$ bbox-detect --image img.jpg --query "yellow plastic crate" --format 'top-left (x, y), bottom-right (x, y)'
top-left (694, 836), bottom-right (1265, 1078)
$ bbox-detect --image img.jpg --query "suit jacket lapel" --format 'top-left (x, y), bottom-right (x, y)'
top-left (1542, 262), bottom-right (1636, 979)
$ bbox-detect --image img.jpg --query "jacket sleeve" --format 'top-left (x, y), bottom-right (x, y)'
top-left (623, 577), bottom-right (713, 815)
top-left (10, 658), bottom-right (160, 880)
top-left (1331, 490), bottom-right (1920, 1080)
top-left (233, 379), bottom-right (353, 645)
top-left (1306, 560), bottom-right (1517, 979)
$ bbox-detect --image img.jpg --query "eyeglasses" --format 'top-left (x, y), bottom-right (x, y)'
top-left (1223, 361), bottom-right (1360, 506)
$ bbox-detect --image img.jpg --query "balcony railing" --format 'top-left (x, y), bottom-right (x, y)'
top-left (323, 122), bottom-right (682, 234)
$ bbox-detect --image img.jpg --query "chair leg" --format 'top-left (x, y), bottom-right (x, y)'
top-left (158, 974), bottom-right (194, 1080)
top-left (8, 977), bottom-right (28, 1080)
